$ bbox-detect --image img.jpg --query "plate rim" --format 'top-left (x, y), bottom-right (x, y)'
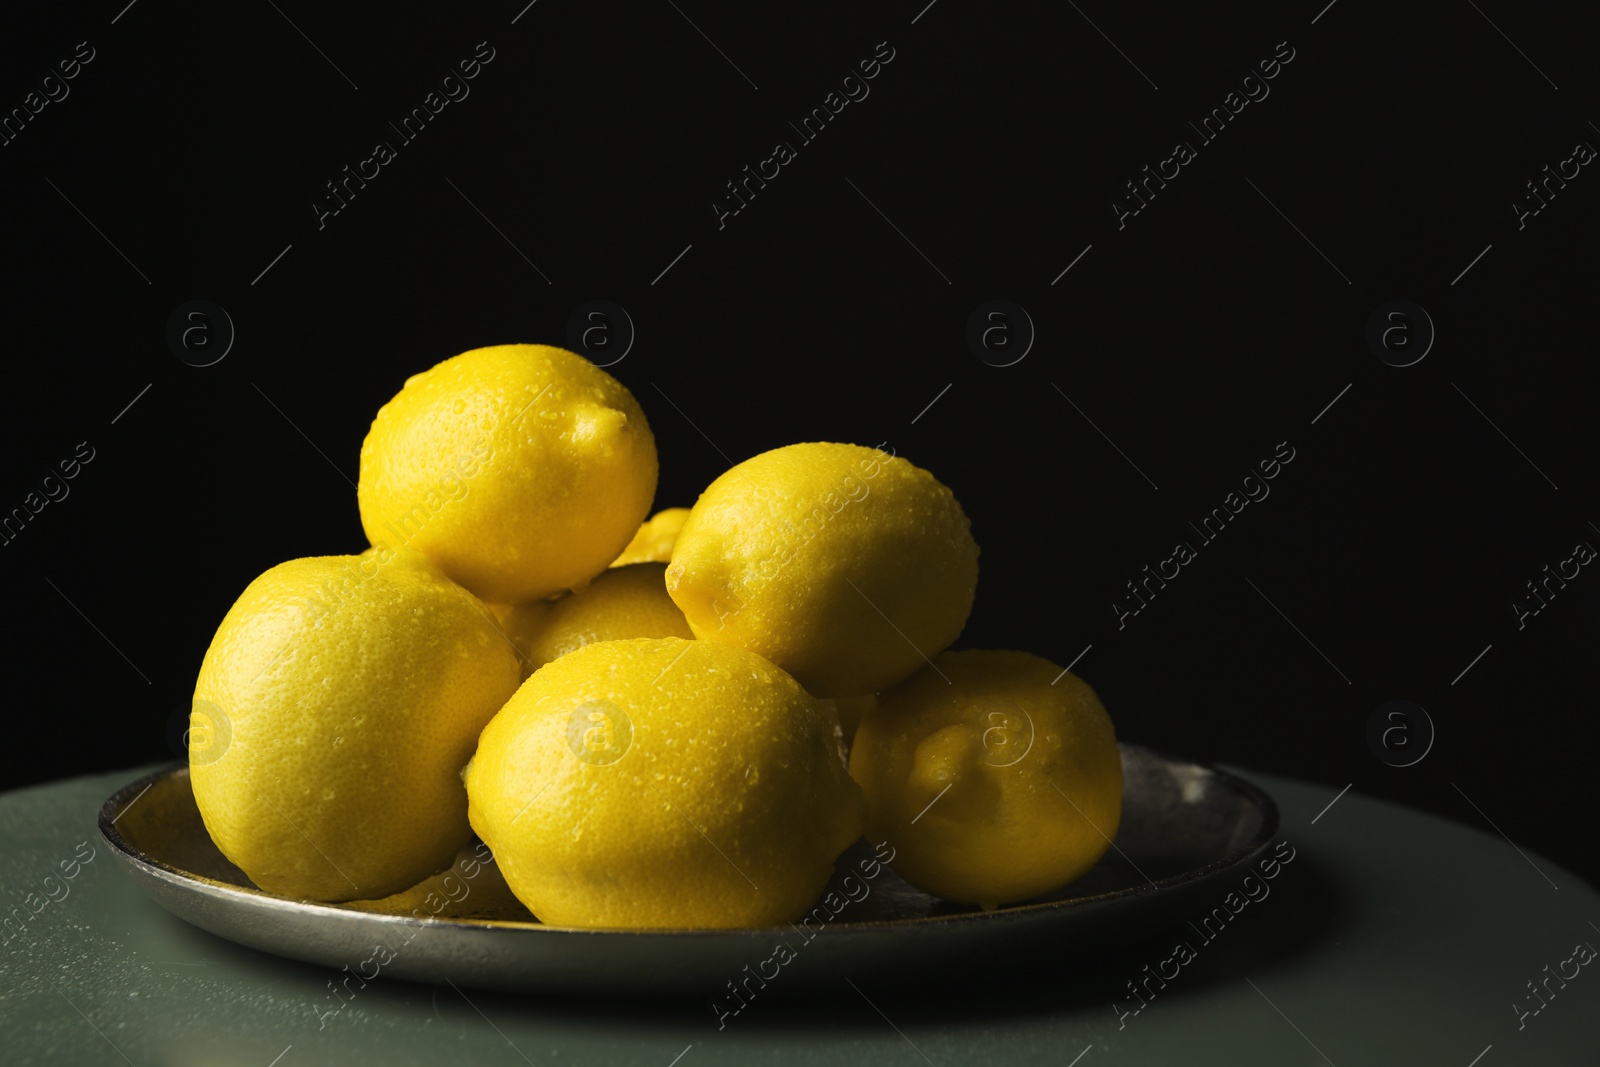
top-left (97, 743), bottom-right (1280, 938)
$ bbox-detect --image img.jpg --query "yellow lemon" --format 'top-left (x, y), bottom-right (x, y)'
top-left (502, 562), bottom-right (692, 678)
top-left (611, 507), bottom-right (691, 566)
top-left (464, 637), bottom-right (866, 929)
top-left (357, 343), bottom-right (658, 604)
top-left (497, 596), bottom-right (553, 674)
top-left (191, 549), bottom-right (521, 902)
top-left (848, 650), bottom-right (1122, 908)
top-left (339, 841), bottom-right (527, 921)
top-left (665, 443), bottom-right (978, 697)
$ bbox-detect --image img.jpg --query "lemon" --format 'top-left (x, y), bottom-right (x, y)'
top-left (191, 549), bottom-right (521, 902)
top-left (665, 442), bottom-right (978, 697)
top-left (502, 562), bottom-right (692, 678)
top-left (340, 841), bottom-right (527, 921)
top-left (497, 596), bottom-right (553, 675)
top-left (611, 507), bottom-right (690, 566)
top-left (464, 637), bottom-right (866, 929)
top-left (357, 344), bottom-right (658, 604)
top-left (848, 650), bottom-right (1122, 908)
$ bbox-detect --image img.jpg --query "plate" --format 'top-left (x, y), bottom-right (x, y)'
top-left (98, 744), bottom-right (1278, 996)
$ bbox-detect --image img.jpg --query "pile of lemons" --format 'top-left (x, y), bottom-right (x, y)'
top-left (189, 344), bottom-right (1122, 926)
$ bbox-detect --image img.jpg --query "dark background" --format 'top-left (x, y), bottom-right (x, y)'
top-left (1, 1), bottom-right (1594, 890)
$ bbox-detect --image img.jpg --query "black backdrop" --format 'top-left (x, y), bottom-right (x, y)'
top-left (2, 1), bottom-right (1595, 890)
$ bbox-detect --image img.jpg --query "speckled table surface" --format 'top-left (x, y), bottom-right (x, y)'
top-left (2, 763), bottom-right (1595, 1066)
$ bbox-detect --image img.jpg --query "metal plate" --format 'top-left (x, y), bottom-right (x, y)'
top-left (97, 744), bottom-right (1278, 996)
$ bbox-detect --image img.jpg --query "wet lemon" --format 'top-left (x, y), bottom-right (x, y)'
top-left (502, 562), bottom-right (692, 678)
top-left (849, 650), bottom-right (1122, 908)
top-left (464, 637), bottom-right (865, 928)
top-left (357, 344), bottom-right (657, 604)
top-left (191, 549), bottom-right (521, 902)
top-left (666, 443), bottom-right (978, 697)
top-left (339, 841), bottom-right (527, 920)
top-left (611, 507), bottom-right (691, 566)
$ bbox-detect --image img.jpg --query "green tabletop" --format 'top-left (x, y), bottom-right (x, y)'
top-left (2, 763), bottom-right (1595, 1066)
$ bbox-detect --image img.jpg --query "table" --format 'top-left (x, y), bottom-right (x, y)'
top-left (2, 763), bottom-right (1595, 1065)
